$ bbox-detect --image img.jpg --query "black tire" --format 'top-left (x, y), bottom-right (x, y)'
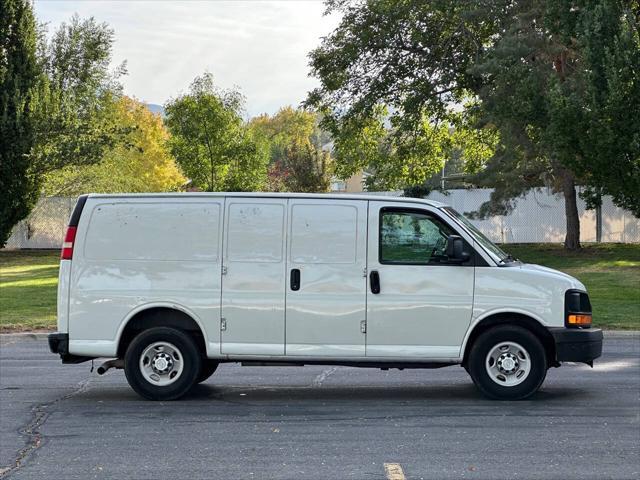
top-left (124, 327), bottom-right (201, 401)
top-left (196, 360), bottom-right (219, 383)
top-left (468, 325), bottom-right (547, 400)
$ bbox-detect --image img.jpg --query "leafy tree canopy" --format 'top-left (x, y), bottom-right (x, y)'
top-left (164, 73), bottom-right (269, 192)
top-left (273, 141), bottom-right (333, 193)
top-left (471, 0), bottom-right (640, 219)
top-left (250, 106), bottom-right (318, 153)
top-left (31, 14), bottom-right (128, 174)
top-left (307, 0), bottom-right (499, 188)
top-left (1, 9), bottom-right (128, 245)
top-left (248, 106), bottom-right (334, 192)
top-left (308, 0), bottom-right (640, 248)
top-left (44, 96), bottom-right (186, 195)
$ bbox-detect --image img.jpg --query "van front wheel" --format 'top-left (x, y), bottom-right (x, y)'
top-left (124, 327), bottom-right (201, 401)
top-left (468, 325), bottom-right (547, 400)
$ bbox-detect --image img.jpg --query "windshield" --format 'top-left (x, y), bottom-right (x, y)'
top-left (441, 207), bottom-right (513, 263)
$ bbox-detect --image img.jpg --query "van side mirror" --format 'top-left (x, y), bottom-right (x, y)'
top-left (445, 235), bottom-right (470, 264)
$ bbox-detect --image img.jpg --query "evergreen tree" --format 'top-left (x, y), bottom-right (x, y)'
top-left (470, 0), bottom-right (640, 249)
top-left (0, 0), bottom-right (41, 247)
top-left (1, 11), bottom-right (127, 246)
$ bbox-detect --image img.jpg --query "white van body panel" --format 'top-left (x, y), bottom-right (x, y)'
top-left (68, 197), bottom-right (224, 357)
top-left (473, 263), bottom-right (584, 328)
top-left (62, 193), bottom-right (585, 363)
top-left (457, 263), bottom-right (586, 357)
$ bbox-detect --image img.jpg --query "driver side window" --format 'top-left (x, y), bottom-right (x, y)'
top-left (380, 210), bottom-right (454, 265)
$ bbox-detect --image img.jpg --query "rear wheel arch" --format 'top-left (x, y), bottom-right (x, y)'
top-left (117, 307), bottom-right (207, 359)
top-left (462, 313), bottom-right (557, 368)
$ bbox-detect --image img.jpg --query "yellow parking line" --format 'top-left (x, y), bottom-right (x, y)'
top-left (384, 463), bottom-right (406, 480)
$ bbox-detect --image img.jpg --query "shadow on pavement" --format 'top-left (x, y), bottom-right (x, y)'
top-left (66, 381), bottom-right (589, 406)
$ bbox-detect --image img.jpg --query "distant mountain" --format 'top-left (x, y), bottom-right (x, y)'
top-left (145, 103), bottom-right (165, 117)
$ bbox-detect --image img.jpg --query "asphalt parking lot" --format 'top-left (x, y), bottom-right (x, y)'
top-left (0, 334), bottom-right (638, 480)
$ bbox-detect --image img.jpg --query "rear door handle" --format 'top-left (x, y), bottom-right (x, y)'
top-left (369, 270), bottom-right (380, 294)
top-left (290, 268), bottom-right (301, 291)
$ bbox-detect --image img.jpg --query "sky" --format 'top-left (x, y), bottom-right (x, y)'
top-left (34, 1), bottom-right (341, 117)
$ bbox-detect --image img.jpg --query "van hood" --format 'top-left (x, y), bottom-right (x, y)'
top-left (518, 263), bottom-right (586, 291)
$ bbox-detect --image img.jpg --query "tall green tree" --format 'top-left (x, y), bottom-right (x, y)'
top-left (1, 12), bottom-right (127, 246)
top-left (248, 106), bottom-right (333, 192)
top-left (470, 0), bottom-right (640, 248)
top-left (307, 1), bottom-right (497, 189)
top-left (0, 0), bottom-right (40, 246)
top-left (308, 0), bottom-right (640, 249)
top-left (32, 14), bottom-right (126, 174)
top-left (43, 96), bottom-right (186, 195)
top-left (165, 73), bottom-right (268, 192)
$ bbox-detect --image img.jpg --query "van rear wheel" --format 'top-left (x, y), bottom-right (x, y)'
top-left (124, 327), bottom-right (201, 401)
top-left (468, 325), bottom-right (547, 400)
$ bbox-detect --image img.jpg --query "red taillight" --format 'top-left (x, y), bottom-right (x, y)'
top-left (61, 226), bottom-right (77, 260)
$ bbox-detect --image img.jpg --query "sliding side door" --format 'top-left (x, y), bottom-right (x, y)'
top-left (285, 199), bottom-right (368, 357)
top-left (220, 198), bottom-right (287, 355)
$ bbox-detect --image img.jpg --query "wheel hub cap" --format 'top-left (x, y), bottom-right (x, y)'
top-left (140, 341), bottom-right (184, 387)
top-left (497, 353), bottom-right (519, 374)
top-left (152, 352), bottom-right (173, 374)
top-left (485, 341), bottom-right (531, 387)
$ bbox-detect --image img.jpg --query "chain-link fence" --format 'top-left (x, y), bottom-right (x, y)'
top-left (358, 188), bottom-right (639, 243)
top-left (428, 189), bottom-right (640, 243)
top-left (4, 197), bottom-right (77, 249)
top-left (3, 190), bottom-right (639, 249)
top-left (424, 188), bottom-right (639, 243)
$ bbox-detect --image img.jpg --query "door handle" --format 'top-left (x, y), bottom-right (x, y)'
top-left (290, 268), bottom-right (301, 291)
top-left (369, 270), bottom-right (380, 294)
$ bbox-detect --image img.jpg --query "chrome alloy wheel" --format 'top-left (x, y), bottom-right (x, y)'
top-left (139, 341), bottom-right (184, 386)
top-left (485, 341), bottom-right (531, 387)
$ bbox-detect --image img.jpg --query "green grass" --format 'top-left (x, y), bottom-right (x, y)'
top-left (0, 250), bottom-right (60, 331)
top-left (0, 244), bottom-right (638, 331)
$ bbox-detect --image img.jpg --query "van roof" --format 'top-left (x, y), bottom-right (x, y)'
top-left (86, 192), bottom-right (448, 208)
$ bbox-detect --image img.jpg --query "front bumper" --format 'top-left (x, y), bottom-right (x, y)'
top-left (549, 327), bottom-right (603, 364)
top-left (48, 333), bottom-right (93, 364)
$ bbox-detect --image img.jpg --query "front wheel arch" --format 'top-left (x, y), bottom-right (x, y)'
top-left (462, 313), bottom-right (557, 369)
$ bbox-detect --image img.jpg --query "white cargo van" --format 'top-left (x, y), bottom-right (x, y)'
top-left (49, 193), bottom-right (602, 400)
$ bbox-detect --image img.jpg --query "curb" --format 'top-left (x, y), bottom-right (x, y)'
top-left (0, 332), bottom-right (51, 341)
top-left (603, 330), bottom-right (640, 339)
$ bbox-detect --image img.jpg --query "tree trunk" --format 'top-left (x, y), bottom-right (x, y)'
top-left (560, 169), bottom-right (581, 250)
